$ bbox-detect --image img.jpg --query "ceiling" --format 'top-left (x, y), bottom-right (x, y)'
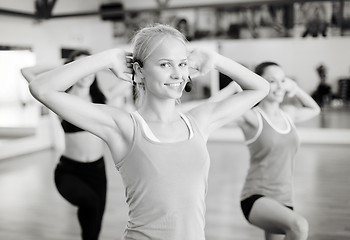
top-left (0, 0), bottom-right (319, 20)
top-left (0, 0), bottom-right (112, 19)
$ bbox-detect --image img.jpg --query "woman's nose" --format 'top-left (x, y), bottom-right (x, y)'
top-left (276, 81), bottom-right (283, 89)
top-left (170, 66), bottom-right (181, 79)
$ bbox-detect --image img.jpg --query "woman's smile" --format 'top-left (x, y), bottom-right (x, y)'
top-left (164, 80), bottom-right (185, 88)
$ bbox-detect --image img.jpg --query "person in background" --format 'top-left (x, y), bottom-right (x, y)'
top-left (175, 18), bottom-right (192, 41)
top-left (21, 50), bottom-right (129, 240)
top-left (27, 23), bottom-right (269, 239)
top-left (239, 62), bottom-right (321, 240)
top-left (311, 64), bottom-right (332, 108)
top-left (210, 61), bottom-right (320, 240)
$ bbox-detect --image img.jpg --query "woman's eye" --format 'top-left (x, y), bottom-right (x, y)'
top-left (179, 62), bottom-right (187, 67)
top-left (160, 63), bottom-right (171, 67)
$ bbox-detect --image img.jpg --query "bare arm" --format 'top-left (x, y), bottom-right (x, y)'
top-left (177, 80), bottom-right (242, 113)
top-left (282, 78), bottom-right (321, 123)
top-left (21, 64), bottom-right (60, 83)
top-left (208, 81), bottom-right (243, 102)
top-left (28, 49), bottom-right (133, 141)
top-left (105, 80), bottom-right (133, 104)
top-left (21, 64), bottom-right (64, 121)
top-left (187, 49), bottom-right (270, 137)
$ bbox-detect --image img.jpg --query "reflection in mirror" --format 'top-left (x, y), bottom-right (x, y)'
top-left (0, 50), bottom-right (39, 138)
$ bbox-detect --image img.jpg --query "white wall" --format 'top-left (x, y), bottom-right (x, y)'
top-left (219, 37), bottom-right (350, 94)
top-left (0, 14), bottom-right (115, 64)
top-left (0, 10), bottom-right (116, 159)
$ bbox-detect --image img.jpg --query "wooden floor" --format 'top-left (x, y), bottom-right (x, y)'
top-left (0, 140), bottom-right (350, 240)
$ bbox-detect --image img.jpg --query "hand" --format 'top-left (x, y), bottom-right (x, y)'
top-left (187, 48), bottom-right (218, 78)
top-left (105, 49), bottom-right (133, 83)
top-left (284, 77), bottom-right (299, 97)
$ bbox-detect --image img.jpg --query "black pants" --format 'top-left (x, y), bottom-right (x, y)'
top-left (241, 194), bottom-right (294, 222)
top-left (55, 155), bottom-right (107, 240)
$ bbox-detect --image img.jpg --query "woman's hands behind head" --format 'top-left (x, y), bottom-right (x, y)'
top-left (187, 48), bottom-right (219, 78)
top-left (105, 49), bottom-right (133, 83)
top-left (283, 77), bottom-right (299, 98)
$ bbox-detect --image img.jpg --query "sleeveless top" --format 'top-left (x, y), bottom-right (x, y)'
top-left (61, 120), bottom-right (84, 133)
top-left (115, 111), bottom-right (210, 240)
top-left (61, 87), bottom-right (105, 133)
top-left (240, 107), bottom-right (299, 206)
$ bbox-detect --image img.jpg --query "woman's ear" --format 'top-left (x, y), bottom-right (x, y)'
top-left (133, 62), bottom-right (143, 76)
top-left (133, 62), bottom-right (145, 83)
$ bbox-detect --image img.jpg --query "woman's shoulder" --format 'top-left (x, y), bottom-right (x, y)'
top-left (238, 108), bottom-right (260, 129)
top-left (97, 104), bottom-right (135, 138)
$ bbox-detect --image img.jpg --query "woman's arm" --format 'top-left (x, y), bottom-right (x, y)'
top-left (29, 49), bottom-right (133, 141)
top-left (21, 64), bottom-right (60, 83)
top-left (105, 80), bottom-right (133, 104)
top-left (188, 49), bottom-right (270, 137)
top-left (281, 78), bottom-right (321, 123)
top-left (208, 81), bottom-right (243, 102)
top-left (21, 64), bottom-right (64, 121)
top-left (177, 80), bottom-right (242, 112)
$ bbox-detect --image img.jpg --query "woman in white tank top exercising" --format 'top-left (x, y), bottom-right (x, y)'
top-left (28, 23), bottom-right (269, 240)
top-left (212, 61), bottom-right (320, 240)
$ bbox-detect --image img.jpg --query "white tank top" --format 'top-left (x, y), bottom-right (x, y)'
top-left (241, 107), bottom-right (299, 206)
top-left (116, 112), bottom-right (210, 240)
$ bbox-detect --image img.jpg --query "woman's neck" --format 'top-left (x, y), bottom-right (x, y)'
top-left (138, 97), bottom-right (179, 123)
top-left (258, 100), bottom-right (281, 116)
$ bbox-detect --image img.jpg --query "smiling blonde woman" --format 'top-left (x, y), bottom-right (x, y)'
top-left (28, 23), bottom-right (269, 240)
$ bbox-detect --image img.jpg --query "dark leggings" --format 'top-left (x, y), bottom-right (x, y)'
top-left (241, 194), bottom-right (294, 222)
top-left (55, 155), bottom-right (107, 240)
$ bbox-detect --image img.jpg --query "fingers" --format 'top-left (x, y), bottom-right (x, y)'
top-left (126, 55), bottom-right (133, 63)
top-left (119, 64), bottom-right (133, 82)
top-left (119, 74), bottom-right (133, 83)
top-left (110, 65), bottom-right (133, 83)
top-left (124, 58), bottom-right (134, 77)
top-left (284, 79), bottom-right (298, 98)
top-left (124, 68), bottom-right (133, 75)
top-left (124, 51), bottom-right (134, 69)
top-left (188, 48), bottom-right (215, 79)
top-left (110, 68), bottom-right (132, 83)
top-left (125, 51), bottom-right (133, 57)
top-left (189, 67), bottom-right (201, 79)
top-left (109, 50), bottom-right (134, 82)
top-left (126, 62), bottom-right (133, 69)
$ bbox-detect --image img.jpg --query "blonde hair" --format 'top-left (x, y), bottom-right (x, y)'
top-left (131, 23), bottom-right (188, 106)
top-left (132, 23), bottom-right (187, 63)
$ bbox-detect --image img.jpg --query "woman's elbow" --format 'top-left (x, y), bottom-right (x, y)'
top-left (313, 105), bottom-right (321, 116)
top-left (21, 69), bottom-right (29, 82)
top-left (28, 81), bottom-right (47, 101)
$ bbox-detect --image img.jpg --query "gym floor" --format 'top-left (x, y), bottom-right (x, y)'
top-left (0, 139), bottom-right (349, 240)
